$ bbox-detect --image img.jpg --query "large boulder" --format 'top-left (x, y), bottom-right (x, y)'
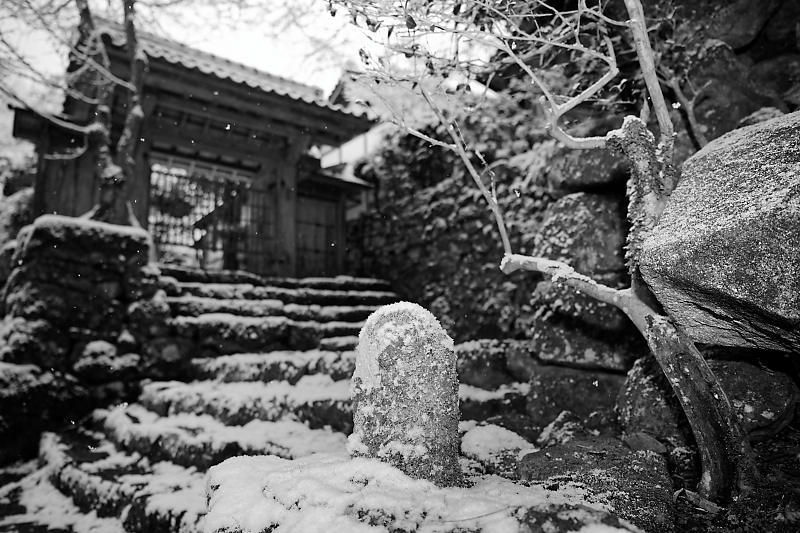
top-left (640, 111), bottom-right (800, 352)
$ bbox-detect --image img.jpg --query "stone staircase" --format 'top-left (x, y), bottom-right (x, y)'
top-left (0, 271), bottom-right (533, 533)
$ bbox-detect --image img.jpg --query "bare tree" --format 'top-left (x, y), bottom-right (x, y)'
top-left (2, 0), bottom-right (146, 225)
top-left (333, 0), bottom-right (756, 503)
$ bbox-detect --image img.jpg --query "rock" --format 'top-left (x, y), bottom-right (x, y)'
top-left (204, 454), bottom-right (641, 533)
top-left (536, 411), bottom-right (591, 447)
top-left (0, 317), bottom-right (69, 369)
top-left (532, 192), bottom-right (626, 277)
top-left (518, 436), bottom-right (675, 532)
top-left (127, 289), bottom-right (171, 339)
top-left (763, 0), bottom-right (800, 50)
top-left (0, 362), bottom-right (90, 464)
top-left (711, 359), bottom-right (799, 440)
top-left (349, 302), bottom-right (462, 486)
top-left (454, 339), bottom-right (515, 389)
top-left (13, 214), bottom-right (150, 273)
top-left (751, 55), bottom-right (800, 107)
top-left (706, 0), bottom-right (781, 49)
top-left (531, 275), bottom-right (630, 332)
top-left (72, 341), bottom-right (141, 383)
top-left (0, 187), bottom-right (33, 246)
top-left (460, 423), bottom-right (535, 479)
top-left (618, 356), bottom-right (800, 444)
top-left (616, 357), bottom-right (690, 448)
top-left (544, 146), bottom-right (628, 191)
top-left (522, 361), bottom-right (625, 428)
top-left (640, 110), bottom-right (800, 352)
top-left (737, 107), bottom-right (786, 128)
top-left (524, 316), bottom-right (639, 371)
top-left (520, 504), bottom-right (640, 533)
top-left (689, 40), bottom-right (785, 140)
top-left (623, 432), bottom-right (668, 454)
top-left (4, 279), bottom-right (124, 334)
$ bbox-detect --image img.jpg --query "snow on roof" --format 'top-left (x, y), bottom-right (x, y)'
top-left (97, 20), bottom-right (374, 124)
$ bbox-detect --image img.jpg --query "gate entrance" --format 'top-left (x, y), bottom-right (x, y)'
top-left (148, 156), bottom-right (274, 272)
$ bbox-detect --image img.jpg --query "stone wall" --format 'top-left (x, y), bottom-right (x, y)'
top-left (349, 138), bottom-right (644, 372)
top-left (0, 215), bottom-right (169, 462)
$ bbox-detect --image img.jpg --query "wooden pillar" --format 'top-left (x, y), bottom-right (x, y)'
top-left (335, 191), bottom-right (347, 274)
top-left (274, 137), bottom-right (308, 277)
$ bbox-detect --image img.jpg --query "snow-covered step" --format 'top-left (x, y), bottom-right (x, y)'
top-left (168, 295), bottom-right (379, 323)
top-left (0, 462), bottom-right (127, 533)
top-left (459, 382), bottom-right (531, 421)
top-left (167, 295), bottom-right (285, 318)
top-left (282, 303), bottom-right (379, 323)
top-left (97, 404), bottom-right (348, 470)
top-left (38, 430), bottom-right (205, 532)
top-left (169, 313), bottom-right (364, 354)
top-left (319, 335), bottom-right (359, 351)
top-left (176, 282), bottom-right (398, 306)
top-left (140, 378), bottom-right (533, 435)
top-left (139, 375), bottom-right (355, 433)
top-left (261, 275), bottom-right (392, 292)
top-left (190, 350), bottom-right (355, 383)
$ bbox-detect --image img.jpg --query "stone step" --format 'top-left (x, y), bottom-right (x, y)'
top-left (0, 462), bottom-right (127, 533)
top-left (139, 378), bottom-right (532, 435)
top-left (169, 313), bottom-right (363, 354)
top-left (189, 350), bottom-right (355, 383)
top-left (261, 275), bottom-right (392, 292)
top-left (176, 282), bottom-right (398, 306)
top-left (318, 335), bottom-right (359, 351)
top-left (157, 265), bottom-right (265, 285)
top-left (97, 404), bottom-right (348, 471)
top-left (158, 264), bottom-right (392, 293)
top-left (37, 430), bottom-right (205, 532)
top-left (140, 375), bottom-right (354, 434)
top-left (168, 295), bottom-right (379, 323)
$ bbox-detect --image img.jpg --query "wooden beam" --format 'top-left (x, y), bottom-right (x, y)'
top-left (151, 93), bottom-right (303, 141)
top-left (144, 115), bottom-right (282, 160)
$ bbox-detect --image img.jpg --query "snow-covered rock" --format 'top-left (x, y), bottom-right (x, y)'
top-left (518, 436), bottom-right (674, 532)
top-left (202, 454), bottom-right (641, 533)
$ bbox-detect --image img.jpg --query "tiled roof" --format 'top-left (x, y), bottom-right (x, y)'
top-left (98, 21), bottom-right (372, 123)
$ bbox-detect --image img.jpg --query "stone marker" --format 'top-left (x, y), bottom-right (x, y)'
top-left (348, 301), bottom-right (462, 486)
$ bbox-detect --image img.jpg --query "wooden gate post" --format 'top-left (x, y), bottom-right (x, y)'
top-left (274, 136), bottom-right (308, 277)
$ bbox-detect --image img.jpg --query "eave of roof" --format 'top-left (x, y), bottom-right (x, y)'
top-left (97, 20), bottom-right (375, 130)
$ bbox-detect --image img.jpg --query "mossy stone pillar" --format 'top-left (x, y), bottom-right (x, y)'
top-left (348, 301), bottom-right (462, 486)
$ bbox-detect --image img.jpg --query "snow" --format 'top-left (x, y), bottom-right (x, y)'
top-left (101, 403), bottom-right (348, 459)
top-left (461, 424), bottom-right (537, 463)
top-left (0, 469), bottom-right (126, 533)
top-left (33, 213), bottom-right (150, 240)
top-left (142, 375), bottom-right (352, 418)
top-left (202, 454), bottom-right (613, 533)
top-left (353, 301), bottom-right (454, 392)
top-left (458, 382), bottom-right (531, 401)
